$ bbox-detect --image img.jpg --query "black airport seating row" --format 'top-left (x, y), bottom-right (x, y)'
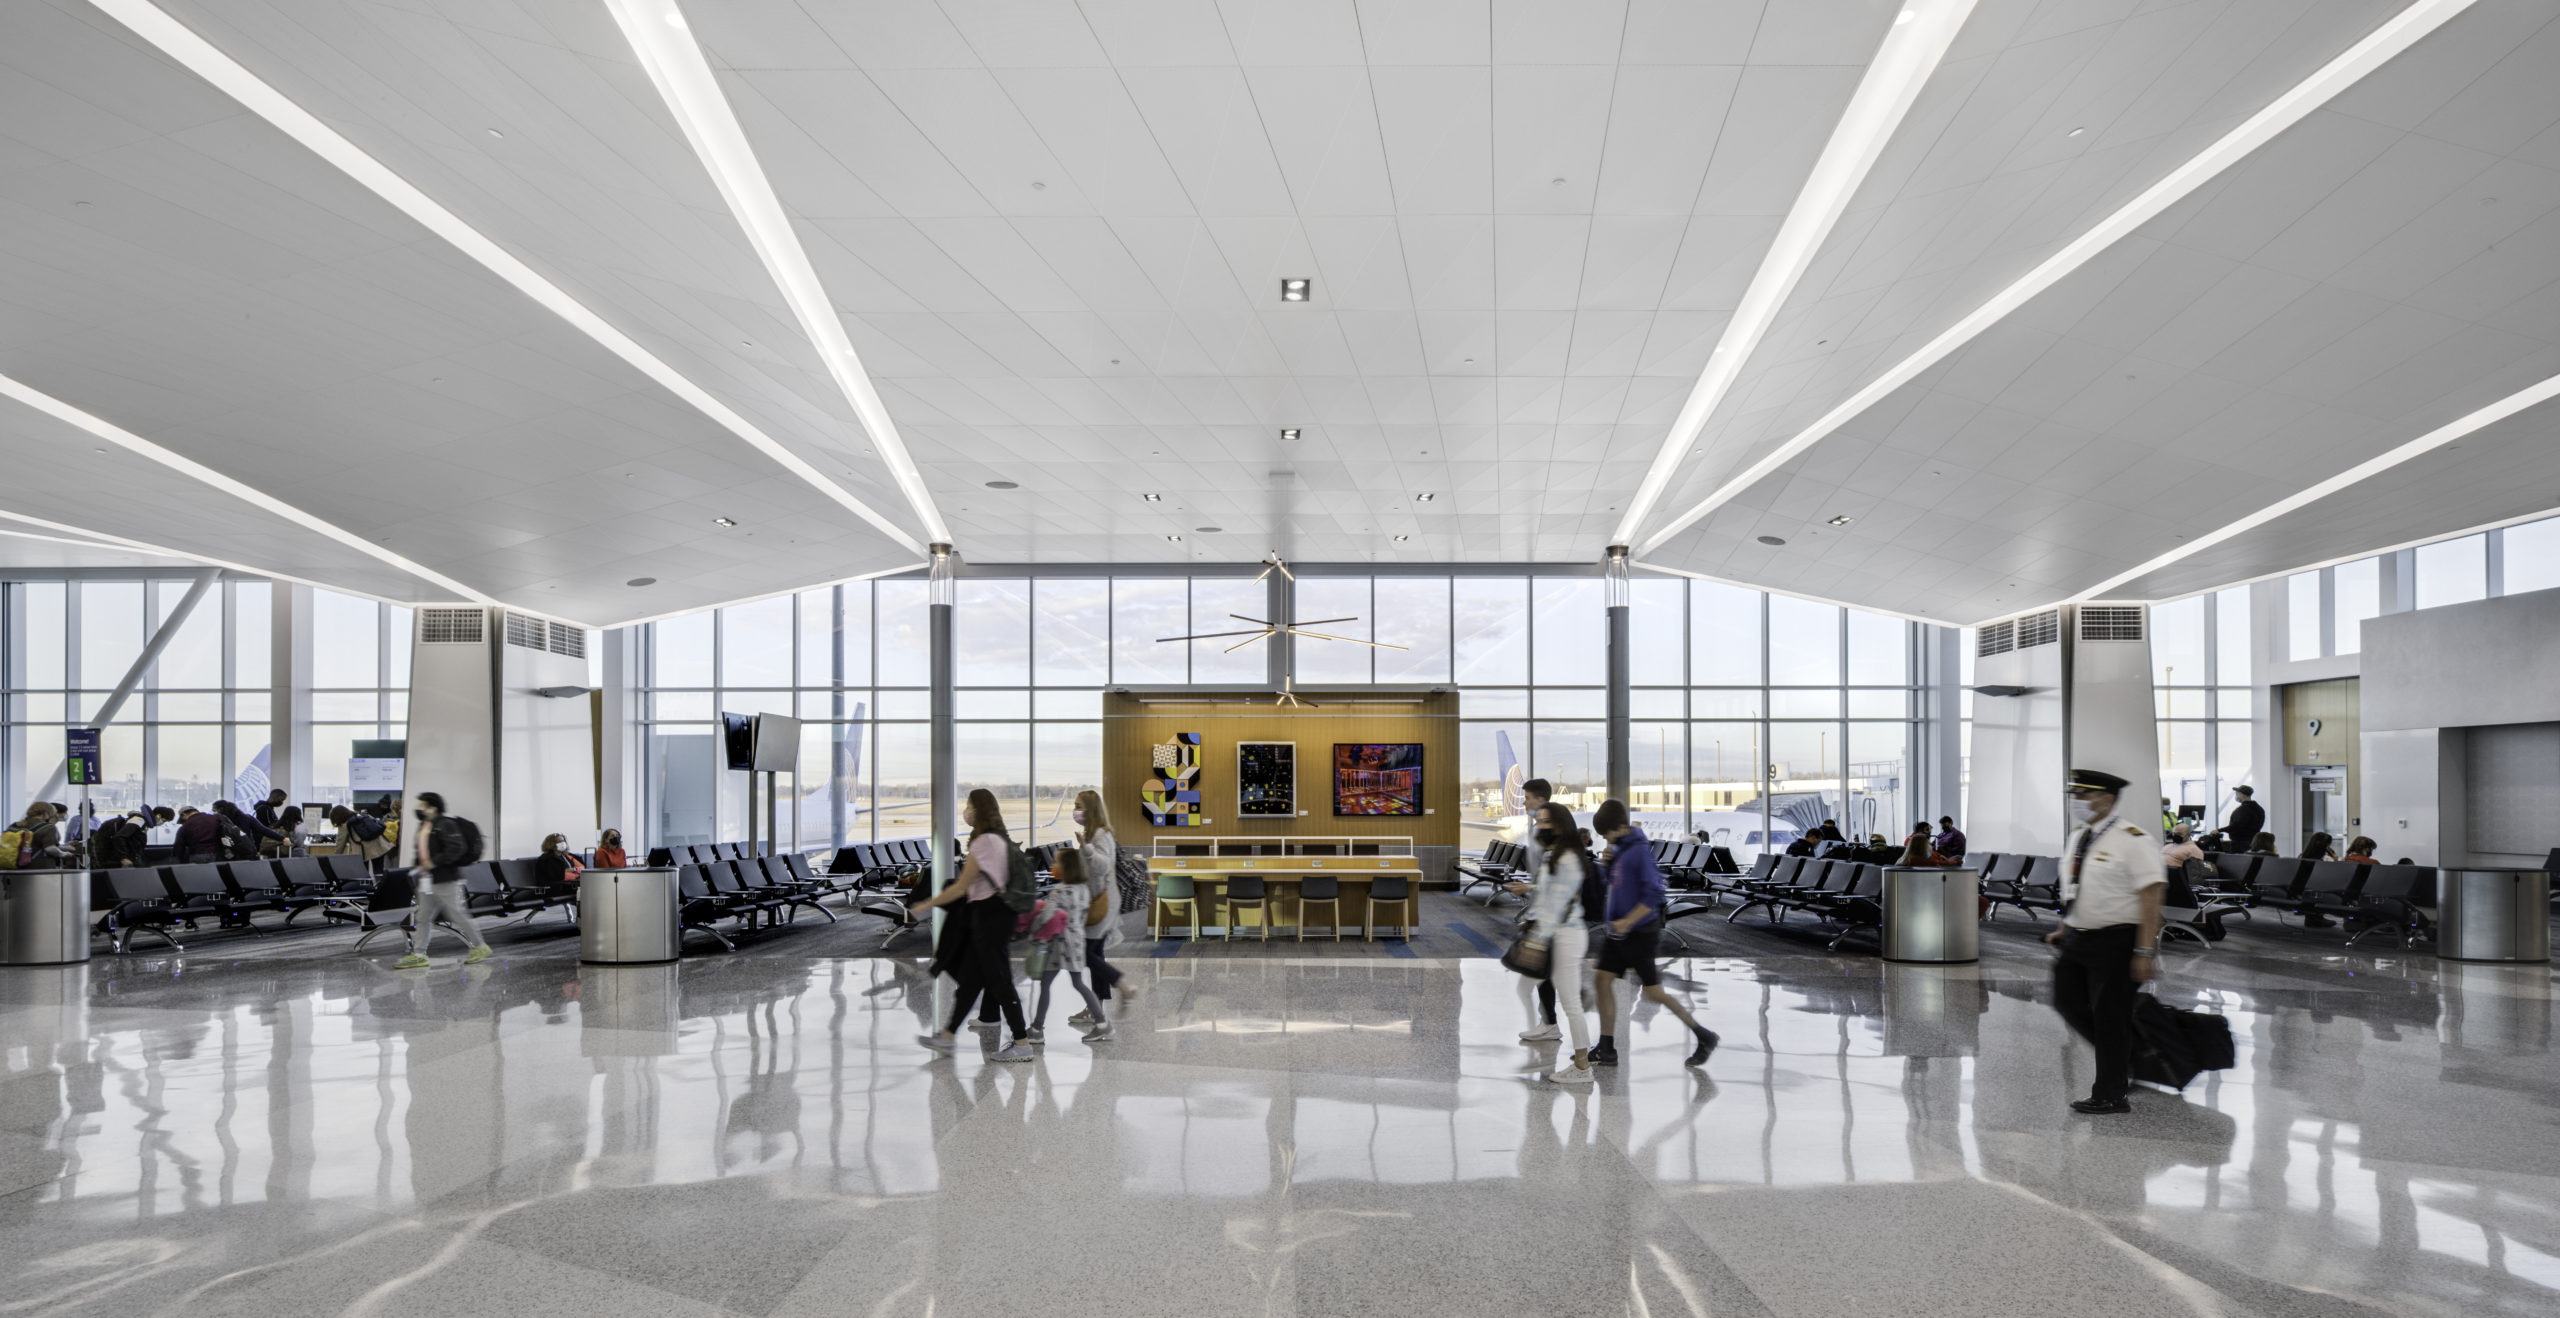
top-left (647, 840), bottom-right (774, 867)
top-left (1455, 840), bottom-right (1528, 901)
top-left (1972, 850), bottom-right (2435, 949)
top-left (676, 852), bottom-right (877, 951)
top-left (91, 852), bottom-right (587, 952)
top-left (1711, 855), bottom-right (1889, 950)
top-left (1459, 836), bottom-right (1739, 907)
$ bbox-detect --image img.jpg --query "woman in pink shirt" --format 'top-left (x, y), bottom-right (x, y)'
top-left (912, 788), bottom-right (1033, 1061)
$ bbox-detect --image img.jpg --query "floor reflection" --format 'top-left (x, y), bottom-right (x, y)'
top-left (0, 934), bottom-right (2554, 1315)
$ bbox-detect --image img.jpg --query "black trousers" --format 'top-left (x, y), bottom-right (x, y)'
top-left (2052, 923), bottom-right (2138, 1100)
top-left (944, 898), bottom-right (1026, 1037)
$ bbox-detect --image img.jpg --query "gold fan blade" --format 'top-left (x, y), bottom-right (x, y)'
top-left (1157, 627), bottom-right (1277, 642)
top-left (1221, 629), bottom-right (1278, 654)
top-left (1286, 628), bottom-right (1411, 651)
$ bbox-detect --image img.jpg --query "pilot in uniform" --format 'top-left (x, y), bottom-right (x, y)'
top-left (2047, 767), bottom-right (2165, 1115)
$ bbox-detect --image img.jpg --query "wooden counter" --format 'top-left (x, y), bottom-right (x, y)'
top-left (1142, 856), bottom-right (1419, 939)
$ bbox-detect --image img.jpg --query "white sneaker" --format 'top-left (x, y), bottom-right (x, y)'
top-left (1519, 1024), bottom-right (1561, 1042)
top-left (990, 1042), bottom-right (1035, 1063)
top-left (1067, 1010), bottom-right (1095, 1027)
top-left (1082, 1022), bottom-right (1115, 1042)
top-left (1549, 1063), bottom-right (1594, 1084)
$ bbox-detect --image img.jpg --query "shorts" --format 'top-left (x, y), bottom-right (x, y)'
top-left (1595, 924), bottom-right (1662, 986)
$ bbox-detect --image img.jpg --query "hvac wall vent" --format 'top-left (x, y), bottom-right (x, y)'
top-left (504, 613), bottom-right (545, 650)
top-left (1976, 620), bottom-right (2014, 657)
top-left (547, 624), bottom-right (587, 659)
top-left (2016, 610), bottom-right (2061, 649)
top-left (2078, 605), bottom-right (2146, 642)
top-left (419, 607), bottom-right (485, 645)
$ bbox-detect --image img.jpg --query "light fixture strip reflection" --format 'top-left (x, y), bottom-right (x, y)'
top-left (84, 0), bottom-right (924, 557)
top-left (1612, 0), bottom-right (1981, 548)
top-left (604, 0), bottom-right (950, 546)
top-left (1637, 0), bottom-right (2479, 555)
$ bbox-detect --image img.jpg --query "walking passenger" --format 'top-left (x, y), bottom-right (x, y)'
top-left (396, 790), bottom-right (493, 968)
top-left (1066, 789), bottom-right (1129, 1034)
top-left (912, 788), bottom-right (1034, 1062)
top-left (1025, 849), bottom-right (1108, 1045)
top-left (1587, 800), bottom-right (1719, 1069)
top-left (1506, 801), bottom-right (1603, 1083)
top-left (2045, 769), bottom-right (2163, 1115)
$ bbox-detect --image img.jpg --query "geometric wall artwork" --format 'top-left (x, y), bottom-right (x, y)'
top-left (1141, 731), bottom-right (1204, 826)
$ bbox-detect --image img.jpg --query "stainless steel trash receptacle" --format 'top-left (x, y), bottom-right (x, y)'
top-left (1882, 866), bottom-right (1979, 964)
top-left (0, 870), bottom-right (93, 966)
top-left (2437, 869), bottom-right (2550, 963)
top-left (579, 868), bottom-right (680, 965)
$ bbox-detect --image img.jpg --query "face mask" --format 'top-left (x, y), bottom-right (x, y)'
top-left (1072, 810), bottom-right (1086, 826)
top-left (414, 809), bottom-right (428, 822)
top-left (1534, 827), bottom-right (1557, 846)
top-left (2067, 798), bottom-right (2099, 825)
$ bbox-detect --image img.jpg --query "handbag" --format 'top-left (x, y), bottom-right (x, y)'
top-left (1500, 928), bottom-right (1551, 979)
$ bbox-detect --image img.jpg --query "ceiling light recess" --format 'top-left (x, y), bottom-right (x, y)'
top-left (1279, 428), bottom-right (1301, 442)
top-left (1415, 492), bottom-right (1436, 502)
top-left (84, 0), bottom-right (927, 562)
top-left (1826, 515), bottom-right (1853, 526)
top-left (1611, 0), bottom-right (1982, 549)
top-left (1279, 278), bottom-right (1311, 302)
top-left (712, 516), bottom-right (737, 527)
top-left (1142, 493), bottom-right (1163, 502)
top-left (1635, 0), bottom-right (2479, 556)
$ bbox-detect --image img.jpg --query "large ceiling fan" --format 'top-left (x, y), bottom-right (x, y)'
top-left (1156, 556), bottom-right (1408, 707)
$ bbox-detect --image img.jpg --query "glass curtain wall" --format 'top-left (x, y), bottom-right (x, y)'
top-left (2, 578), bottom-right (409, 831)
top-left (635, 571), bottom-right (1926, 862)
top-left (2148, 589), bottom-right (2254, 827)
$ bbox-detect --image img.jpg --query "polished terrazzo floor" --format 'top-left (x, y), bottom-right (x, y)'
top-left (4, 893), bottom-right (2557, 1316)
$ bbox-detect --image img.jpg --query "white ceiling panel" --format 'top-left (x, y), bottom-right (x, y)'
top-left (0, 0), bottom-right (2545, 610)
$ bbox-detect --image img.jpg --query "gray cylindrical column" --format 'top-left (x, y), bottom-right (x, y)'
top-left (927, 546), bottom-right (957, 1026)
top-left (2438, 869), bottom-right (2551, 963)
top-left (1604, 545), bottom-right (1630, 805)
top-left (0, 870), bottom-right (93, 965)
top-left (578, 867), bottom-right (680, 964)
top-left (1882, 866), bottom-right (1980, 963)
top-left (928, 546), bottom-right (957, 889)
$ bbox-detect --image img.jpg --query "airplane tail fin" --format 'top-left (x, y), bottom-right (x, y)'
top-left (1497, 730), bottom-right (1524, 817)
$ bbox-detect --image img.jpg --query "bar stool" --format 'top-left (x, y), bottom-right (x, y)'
top-left (1225, 875), bottom-right (1269, 940)
top-left (1296, 874), bottom-right (1341, 940)
top-left (1152, 873), bottom-right (1199, 939)
top-left (1365, 875), bottom-right (1414, 941)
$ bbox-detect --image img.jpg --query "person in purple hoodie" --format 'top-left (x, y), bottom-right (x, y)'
top-left (1586, 799), bottom-right (1719, 1070)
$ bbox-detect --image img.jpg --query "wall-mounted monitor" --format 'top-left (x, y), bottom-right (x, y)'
top-left (751, 712), bottom-right (802, 772)
top-left (1238, 742), bottom-right (1295, 816)
top-left (721, 713), bottom-right (755, 771)
top-left (1333, 743), bottom-right (1423, 816)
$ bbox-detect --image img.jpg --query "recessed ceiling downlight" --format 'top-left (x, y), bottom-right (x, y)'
top-left (712, 516), bottom-right (737, 527)
top-left (1757, 535), bottom-right (1787, 546)
top-left (627, 577), bottom-right (656, 587)
top-left (985, 480), bottom-right (1019, 489)
top-left (1195, 526), bottom-right (1222, 533)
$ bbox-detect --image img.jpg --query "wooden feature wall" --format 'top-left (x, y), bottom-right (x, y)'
top-left (1103, 691), bottom-right (1459, 850)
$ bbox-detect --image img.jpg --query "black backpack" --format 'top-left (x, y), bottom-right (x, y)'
top-left (450, 816), bottom-right (484, 865)
top-left (345, 813), bottom-right (385, 843)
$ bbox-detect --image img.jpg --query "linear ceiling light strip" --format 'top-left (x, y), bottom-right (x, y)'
top-left (0, 508), bottom-right (463, 613)
top-left (604, 0), bottom-right (949, 547)
top-left (2069, 368), bottom-right (2560, 605)
top-left (0, 372), bottom-right (498, 603)
top-left (1635, 0), bottom-right (2478, 555)
top-left (85, 0), bottom-right (925, 557)
top-left (1611, 0), bottom-right (1982, 548)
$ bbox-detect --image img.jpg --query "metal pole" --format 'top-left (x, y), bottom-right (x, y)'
top-left (1604, 545), bottom-right (1630, 805)
top-left (38, 567), bottom-right (219, 803)
top-left (927, 545), bottom-right (957, 1026)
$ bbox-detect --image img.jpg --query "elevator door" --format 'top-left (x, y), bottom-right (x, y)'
top-left (2301, 775), bottom-right (2345, 851)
